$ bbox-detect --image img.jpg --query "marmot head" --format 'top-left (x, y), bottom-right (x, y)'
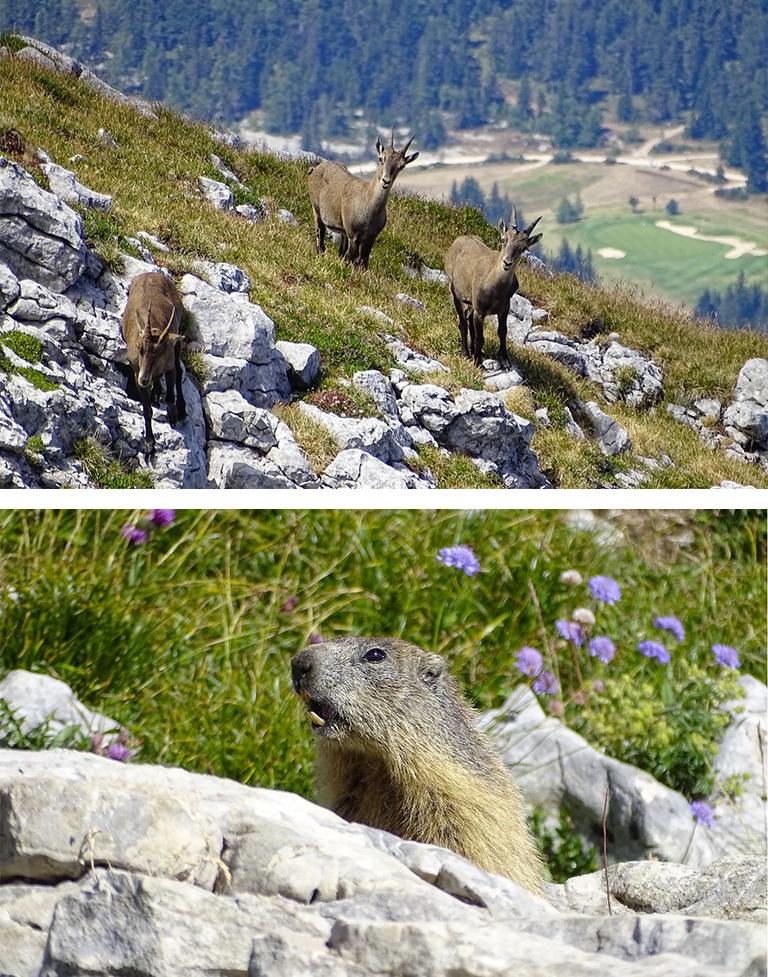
top-left (291, 637), bottom-right (453, 748)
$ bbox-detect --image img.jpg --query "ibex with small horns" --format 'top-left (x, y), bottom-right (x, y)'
top-left (444, 210), bottom-right (543, 368)
top-left (120, 272), bottom-right (186, 459)
top-left (308, 130), bottom-right (419, 269)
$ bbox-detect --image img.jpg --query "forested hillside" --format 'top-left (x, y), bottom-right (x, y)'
top-left (4, 0), bottom-right (767, 188)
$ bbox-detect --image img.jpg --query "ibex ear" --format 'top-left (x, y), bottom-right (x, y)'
top-left (420, 653), bottom-right (445, 688)
top-left (375, 137), bottom-right (385, 155)
top-left (498, 218), bottom-right (507, 235)
top-left (528, 234), bottom-right (543, 248)
top-left (404, 151), bottom-right (419, 165)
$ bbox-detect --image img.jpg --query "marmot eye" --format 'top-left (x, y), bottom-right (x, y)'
top-left (363, 647), bottom-right (386, 663)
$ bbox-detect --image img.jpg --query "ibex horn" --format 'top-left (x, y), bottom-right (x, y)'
top-left (402, 134), bottom-right (415, 154)
top-left (157, 306), bottom-right (176, 344)
top-left (525, 216), bottom-right (542, 235)
top-left (511, 206), bottom-right (518, 229)
top-left (390, 128), bottom-right (395, 149)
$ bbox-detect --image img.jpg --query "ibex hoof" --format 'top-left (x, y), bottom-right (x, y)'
top-left (143, 438), bottom-right (156, 461)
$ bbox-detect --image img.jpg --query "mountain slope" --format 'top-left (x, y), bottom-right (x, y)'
top-left (0, 42), bottom-right (766, 489)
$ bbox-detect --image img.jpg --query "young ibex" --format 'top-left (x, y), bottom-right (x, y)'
top-left (308, 131), bottom-right (419, 269)
top-left (444, 210), bottom-right (543, 368)
top-left (120, 272), bottom-right (186, 459)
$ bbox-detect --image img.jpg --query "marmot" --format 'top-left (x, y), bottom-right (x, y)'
top-left (291, 636), bottom-right (544, 893)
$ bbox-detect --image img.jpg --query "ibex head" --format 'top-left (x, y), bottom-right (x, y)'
top-left (498, 209), bottom-right (543, 271)
top-left (374, 130), bottom-right (419, 191)
top-left (136, 305), bottom-right (182, 389)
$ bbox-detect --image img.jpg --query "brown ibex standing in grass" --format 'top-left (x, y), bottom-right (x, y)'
top-left (121, 272), bottom-right (186, 459)
top-left (308, 131), bottom-right (419, 269)
top-left (444, 210), bottom-right (543, 368)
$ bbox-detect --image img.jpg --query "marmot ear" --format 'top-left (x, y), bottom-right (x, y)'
top-left (420, 653), bottom-right (445, 688)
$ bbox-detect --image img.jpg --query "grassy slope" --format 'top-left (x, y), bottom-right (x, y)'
top-left (1, 54), bottom-right (767, 488)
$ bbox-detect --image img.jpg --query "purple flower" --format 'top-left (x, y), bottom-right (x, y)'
top-left (556, 619), bottom-right (585, 647)
top-left (436, 545), bottom-right (480, 576)
top-left (588, 575), bottom-right (621, 605)
top-left (106, 743), bottom-right (130, 762)
top-left (592, 679), bottom-right (604, 693)
top-left (637, 639), bottom-right (670, 664)
top-left (690, 800), bottom-right (715, 828)
top-left (121, 524), bottom-right (148, 545)
top-left (281, 595), bottom-right (299, 613)
top-left (533, 671), bottom-right (560, 695)
top-left (515, 647), bottom-right (543, 677)
top-left (149, 508), bottom-right (176, 527)
top-left (308, 633), bottom-right (323, 645)
top-left (712, 644), bottom-right (740, 669)
top-left (588, 636), bottom-right (616, 664)
top-left (654, 615), bottom-right (685, 642)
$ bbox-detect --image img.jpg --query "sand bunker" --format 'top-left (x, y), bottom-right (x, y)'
top-left (598, 247), bottom-right (626, 260)
top-left (655, 220), bottom-right (768, 259)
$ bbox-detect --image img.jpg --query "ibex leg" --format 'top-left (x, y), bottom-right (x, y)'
top-left (139, 387), bottom-right (155, 460)
top-left (497, 311), bottom-right (510, 369)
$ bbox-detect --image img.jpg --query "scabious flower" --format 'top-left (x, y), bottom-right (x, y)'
top-left (121, 524), bottom-right (148, 545)
top-left (436, 545), bottom-right (480, 576)
top-left (560, 570), bottom-right (583, 586)
top-left (308, 633), bottom-right (323, 645)
top-left (556, 619), bottom-right (585, 647)
top-left (106, 742), bottom-right (131, 762)
top-left (148, 508), bottom-right (176, 527)
top-left (588, 636), bottom-right (616, 664)
top-left (654, 615), bottom-right (685, 642)
top-left (572, 607), bottom-right (596, 627)
top-left (690, 800), bottom-right (715, 828)
top-left (712, 644), bottom-right (740, 669)
top-left (515, 646), bottom-right (543, 677)
top-left (592, 679), bottom-right (605, 693)
top-left (572, 690), bottom-right (586, 705)
top-left (533, 671), bottom-right (560, 695)
top-left (281, 595), bottom-right (299, 613)
top-left (637, 639), bottom-right (670, 664)
top-left (588, 575), bottom-right (621, 605)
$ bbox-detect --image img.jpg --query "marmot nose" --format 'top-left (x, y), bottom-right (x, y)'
top-left (291, 653), bottom-right (312, 692)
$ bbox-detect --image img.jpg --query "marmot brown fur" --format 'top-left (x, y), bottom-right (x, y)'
top-left (291, 636), bottom-right (544, 893)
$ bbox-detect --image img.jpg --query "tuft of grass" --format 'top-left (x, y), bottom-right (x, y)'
top-left (181, 346), bottom-right (210, 385)
top-left (0, 34), bottom-right (28, 54)
top-left (75, 437), bottom-right (154, 488)
top-left (0, 330), bottom-right (43, 363)
top-left (271, 404), bottom-right (339, 473)
top-left (23, 433), bottom-right (45, 466)
top-left (414, 445), bottom-right (503, 488)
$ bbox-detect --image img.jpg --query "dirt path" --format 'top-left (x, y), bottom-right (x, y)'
top-left (654, 220), bottom-right (768, 259)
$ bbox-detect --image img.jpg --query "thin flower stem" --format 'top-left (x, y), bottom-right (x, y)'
top-left (602, 785), bottom-right (612, 915)
top-left (526, 577), bottom-right (560, 689)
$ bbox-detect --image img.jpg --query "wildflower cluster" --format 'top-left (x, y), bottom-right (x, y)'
top-left (91, 729), bottom-right (132, 763)
top-left (121, 509), bottom-right (176, 545)
top-left (436, 544), bottom-right (480, 577)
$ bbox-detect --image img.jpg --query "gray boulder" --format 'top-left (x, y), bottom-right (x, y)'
top-left (0, 157), bottom-right (87, 291)
top-left (480, 686), bottom-right (718, 868)
top-left (207, 440), bottom-right (319, 489)
top-left (383, 334), bottom-right (449, 373)
top-left (192, 260), bottom-right (251, 295)
top-left (298, 404), bottom-right (407, 465)
top-left (0, 670), bottom-right (120, 743)
top-left (0, 260), bottom-right (20, 310)
top-left (733, 358), bottom-right (768, 407)
top-left (322, 449), bottom-right (432, 489)
top-left (582, 400), bottom-right (632, 455)
top-left (39, 161), bottom-right (112, 212)
top-left (198, 176), bottom-right (233, 211)
top-left (276, 340), bottom-right (321, 390)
